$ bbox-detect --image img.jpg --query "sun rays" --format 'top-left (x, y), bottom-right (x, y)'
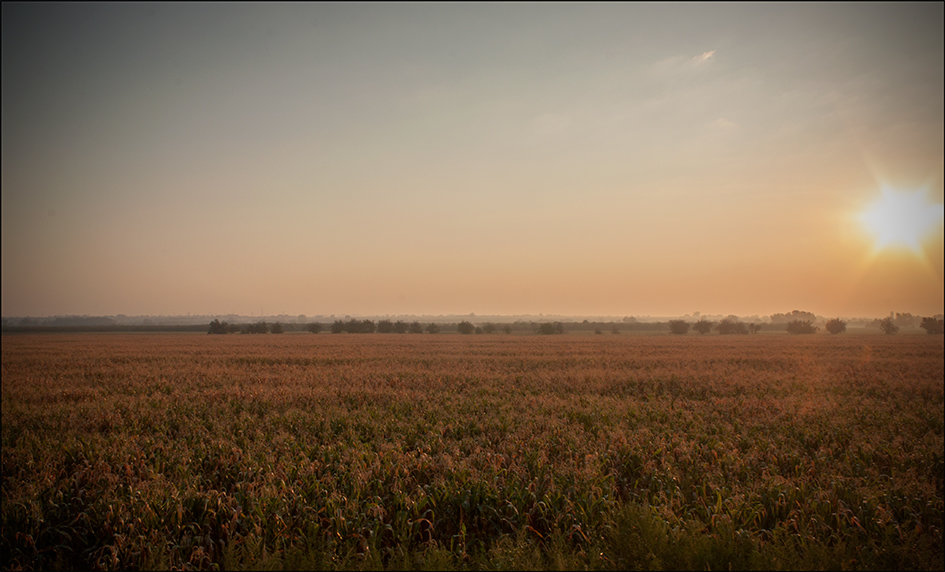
top-left (858, 186), bottom-right (944, 256)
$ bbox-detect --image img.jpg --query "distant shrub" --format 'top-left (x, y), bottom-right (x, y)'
top-left (920, 317), bottom-right (944, 335)
top-left (306, 322), bottom-right (322, 334)
top-left (693, 320), bottom-right (714, 335)
top-left (786, 320), bottom-right (817, 335)
top-left (457, 321), bottom-right (475, 335)
top-left (425, 323), bottom-right (441, 334)
top-left (825, 318), bottom-right (846, 335)
top-left (668, 320), bottom-right (690, 335)
top-left (208, 319), bottom-right (229, 334)
top-left (408, 321), bottom-right (424, 334)
top-left (717, 319), bottom-right (748, 335)
top-left (270, 322), bottom-right (284, 334)
top-left (879, 317), bottom-right (899, 335)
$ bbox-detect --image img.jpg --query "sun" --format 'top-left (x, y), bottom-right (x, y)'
top-left (858, 187), bottom-right (945, 254)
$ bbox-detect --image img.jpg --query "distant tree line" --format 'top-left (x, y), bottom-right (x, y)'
top-left (328, 319), bottom-right (441, 334)
top-left (207, 319), bottom-right (236, 334)
top-left (330, 319), bottom-right (378, 334)
top-left (536, 322), bottom-right (565, 335)
top-left (208, 320), bottom-right (286, 334)
top-left (671, 318), bottom-right (762, 335)
top-left (204, 313), bottom-right (944, 337)
top-left (456, 321), bottom-right (513, 334)
top-left (375, 320), bottom-right (426, 334)
top-left (209, 318), bottom-right (542, 335)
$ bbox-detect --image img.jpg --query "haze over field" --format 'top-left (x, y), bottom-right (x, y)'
top-left (2, 2), bottom-right (943, 319)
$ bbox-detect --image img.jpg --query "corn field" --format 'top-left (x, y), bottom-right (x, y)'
top-left (2, 333), bottom-right (942, 570)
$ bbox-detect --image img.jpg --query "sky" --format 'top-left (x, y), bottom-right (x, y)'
top-left (2, 2), bottom-right (943, 319)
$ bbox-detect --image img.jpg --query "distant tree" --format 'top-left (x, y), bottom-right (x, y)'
top-left (377, 320), bottom-right (394, 333)
top-left (482, 323), bottom-right (497, 334)
top-left (503, 325), bottom-right (512, 334)
top-left (330, 319), bottom-right (375, 333)
top-left (306, 322), bottom-right (322, 334)
top-left (693, 320), bottom-right (714, 335)
top-left (537, 322), bottom-right (564, 335)
top-left (786, 320), bottom-right (817, 334)
top-left (242, 321), bottom-right (269, 334)
top-left (668, 320), bottom-right (690, 335)
top-left (748, 323), bottom-right (762, 335)
top-left (825, 318), bottom-right (846, 335)
top-left (717, 319), bottom-right (749, 335)
top-left (879, 317), bottom-right (899, 335)
top-left (270, 322), bottom-right (284, 334)
top-left (392, 321), bottom-right (409, 334)
top-left (208, 319), bottom-right (229, 334)
top-left (457, 321), bottom-right (475, 335)
top-left (474, 326), bottom-right (483, 334)
top-left (408, 321), bottom-right (424, 334)
top-left (425, 322), bottom-right (441, 334)
top-left (920, 317), bottom-right (944, 335)
top-left (770, 310), bottom-right (818, 324)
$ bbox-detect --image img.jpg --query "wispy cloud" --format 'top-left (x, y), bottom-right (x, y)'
top-left (651, 49), bottom-right (718, 75)
top-left (692, 50), bottom-right (716, 64)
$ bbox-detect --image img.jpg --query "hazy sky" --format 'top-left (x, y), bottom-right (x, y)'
top-left (3, 2), bottom-right (943, 318)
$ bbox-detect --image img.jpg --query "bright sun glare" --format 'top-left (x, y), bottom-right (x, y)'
top-left (859, 187), bottom-right (945, 254)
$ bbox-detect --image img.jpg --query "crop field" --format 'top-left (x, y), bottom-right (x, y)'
top-left (1, 332), bottom-right (943, 570)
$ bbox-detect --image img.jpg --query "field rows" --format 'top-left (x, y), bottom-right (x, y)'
top-left (2, 333), bottom-right (943, 570)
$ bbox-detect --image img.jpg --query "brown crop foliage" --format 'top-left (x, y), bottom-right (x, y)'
top-left (2, 333), bottom-right (943, 570)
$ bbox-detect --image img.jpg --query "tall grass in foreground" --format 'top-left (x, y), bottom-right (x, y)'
top-left (2, 333), bottom-right (942, 570)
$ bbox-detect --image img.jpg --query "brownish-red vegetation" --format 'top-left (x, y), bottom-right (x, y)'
top-left (2, 333), bottom-right (942, 570)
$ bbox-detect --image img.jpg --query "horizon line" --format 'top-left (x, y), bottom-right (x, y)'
top-left (4, 310), bottom-right (943, 322)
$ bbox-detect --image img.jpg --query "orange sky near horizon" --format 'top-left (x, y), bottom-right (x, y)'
top-left (2, 3), bottom-right (942, 319)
